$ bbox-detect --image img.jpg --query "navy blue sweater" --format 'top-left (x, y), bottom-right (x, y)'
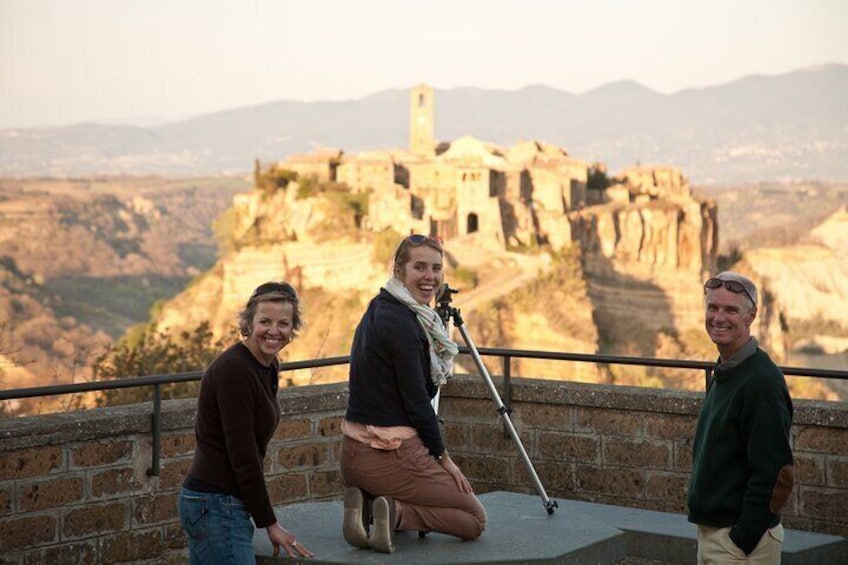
top-left (345, 289), bottom-right (444, 457)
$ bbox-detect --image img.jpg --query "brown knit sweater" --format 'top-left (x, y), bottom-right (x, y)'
top-left (187, 342), bottom-right (281, 527)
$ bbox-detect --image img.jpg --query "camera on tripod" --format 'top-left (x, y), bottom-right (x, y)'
top-left (435, 283), bottom-right (459, 326)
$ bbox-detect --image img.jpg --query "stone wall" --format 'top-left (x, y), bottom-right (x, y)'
top-left (1, 377), bottom-right (845, 563)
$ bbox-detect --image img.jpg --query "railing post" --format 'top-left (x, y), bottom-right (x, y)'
top-left (147, 384), bottom-right (162, 476)
top-left (503, 354), bottom-right (512, 438)
top-left (704, 367), bottom-right (713, 391)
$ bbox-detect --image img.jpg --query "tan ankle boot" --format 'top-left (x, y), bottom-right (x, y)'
top-left (368, 496), bottom-right (396, 554)
top-left (343, 487), bottom-right (370, 549)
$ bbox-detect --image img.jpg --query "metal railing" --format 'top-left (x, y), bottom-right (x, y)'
top-left (2, 348), bottom-right (845, 476)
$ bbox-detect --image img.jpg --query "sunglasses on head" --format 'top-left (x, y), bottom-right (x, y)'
top-left (704, 277), bottom-right (755, 305)
top-left (406, 234), bottom-right (443, 247)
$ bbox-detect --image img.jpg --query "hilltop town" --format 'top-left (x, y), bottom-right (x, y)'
top-left (148, 84), bottom-right (744, 394)
top-left (275, 84), bottom-right (702, 257)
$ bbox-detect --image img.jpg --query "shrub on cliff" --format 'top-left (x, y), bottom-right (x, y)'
top-left (90, 321), bottom-right (231, 407)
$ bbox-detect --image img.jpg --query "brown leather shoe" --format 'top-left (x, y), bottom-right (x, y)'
top-left (343, 487), bottom-right (370, 549)
top-left (368, 496), bottom-right (396, 554)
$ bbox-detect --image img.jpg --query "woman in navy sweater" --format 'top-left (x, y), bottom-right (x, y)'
top-left (340, 234), bottom-right (487, 553)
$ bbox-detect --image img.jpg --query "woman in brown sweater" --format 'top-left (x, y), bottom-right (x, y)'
top-left (179, 281), bottom-right (313, 563)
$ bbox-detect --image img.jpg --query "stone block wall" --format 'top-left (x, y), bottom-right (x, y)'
top-left (1, 377), bottom-right (845, 563)
top-left (442, 378), bottom-right (848, 536)
top-left (0, 387), bottom-right (347, 564)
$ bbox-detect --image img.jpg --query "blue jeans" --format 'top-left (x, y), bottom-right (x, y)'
top-left (179, 487), bottom-right (256, 565)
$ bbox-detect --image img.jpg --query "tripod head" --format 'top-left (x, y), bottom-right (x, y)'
top-left (435, 283), bottom-right (459, 326)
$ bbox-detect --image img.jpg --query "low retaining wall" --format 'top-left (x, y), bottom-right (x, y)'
top-left (1, 376), bottom-right (845, 563)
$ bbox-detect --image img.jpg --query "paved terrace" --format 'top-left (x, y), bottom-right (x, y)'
top-left (254, 491), bottom-right (847, 564)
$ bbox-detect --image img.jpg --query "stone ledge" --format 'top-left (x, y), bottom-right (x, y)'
top-left (254, 491), bottom-right (848, 564)
top-left (445, 374), bottom-right (848, 426)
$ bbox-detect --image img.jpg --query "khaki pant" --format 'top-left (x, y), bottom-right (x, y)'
top-left (697, 524), bottom-right (784, 564)
top-left (340, 435), bottom-right (487, 540)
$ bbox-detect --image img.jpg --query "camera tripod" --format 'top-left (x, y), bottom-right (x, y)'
top-left (435, 283), bottom-right (558, 515)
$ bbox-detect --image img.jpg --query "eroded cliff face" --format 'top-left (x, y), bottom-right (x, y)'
top-left (151, 178), bottom-right (789, 392)
top-left (567, 199), bottom-right (712, 359)
top-left (565, 196), bottom-right (785, 366)
top-left (746, 208), bottom-right (848, 322)
top-left (570, 199), bottom-right (717, 274)
top-left (744, 207), bottom-right (848, 354)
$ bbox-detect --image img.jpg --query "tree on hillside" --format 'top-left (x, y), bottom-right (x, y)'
top-left (90, 321), bottom-right (232, 407)
top-left (587, 163), bottom-right (610, 191)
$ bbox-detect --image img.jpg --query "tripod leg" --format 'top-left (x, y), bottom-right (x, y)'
top-left (456, 323), bottom-right (558, 515)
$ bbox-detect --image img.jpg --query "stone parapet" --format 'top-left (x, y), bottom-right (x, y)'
top-left (1, 378), bottom-right (845, 563)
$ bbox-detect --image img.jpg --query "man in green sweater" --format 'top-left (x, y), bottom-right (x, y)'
top-left (687, 271), bottom-right (795, 564)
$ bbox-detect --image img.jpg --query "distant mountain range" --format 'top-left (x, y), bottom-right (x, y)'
top-left (1, 64), bottom-right (846, 184)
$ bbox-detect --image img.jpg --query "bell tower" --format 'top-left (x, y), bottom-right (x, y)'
top-left (409, 84), bottom-right (435, 156)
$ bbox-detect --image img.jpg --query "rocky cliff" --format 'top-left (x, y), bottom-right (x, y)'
top-left (569, 199), bottom-right (719, 360)
top-left (151, 174), bottom-right (730, 391)
top-left (745, 207), bottom-right (848, 351)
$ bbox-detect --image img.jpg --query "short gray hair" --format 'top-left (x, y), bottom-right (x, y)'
top-left (704, 271), bottom-right (758, 308)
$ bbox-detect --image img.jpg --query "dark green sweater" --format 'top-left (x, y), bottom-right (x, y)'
top-left (687, 345), bottom-right (794, 555)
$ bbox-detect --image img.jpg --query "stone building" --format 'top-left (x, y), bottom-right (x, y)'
top-left (276, 84), bottom-right (698, 254)
top-left (410, 83), bottom-right (436, 156)
top-left (280, 148), bottom-right (342, 183)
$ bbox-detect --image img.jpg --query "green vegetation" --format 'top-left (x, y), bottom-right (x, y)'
top-left (498, 247), bottom-right (595, 344)
top-left (450, 266), bottom-right (479, 289)
top-left (506, 239), bottom-right (542, 254)
top-left (109, 237), bottom-right (142, 258)
top-left (41, 275), bottom-right (192, 339)
top-left (372, 228), bottom-right (403, 266)
top-left (0, 256), bottom-right (26, 279)
top-left (313, 189), bottom-right (369, 239)
top-left (91, 321), bottom-right (233, 406)
top-left (177, 242), bottom-right (218, 271)
top-left (587, 163), bottom-right (610, 191)
top-left (717, 246), bottom-right (743, 272)
top-left (296, 176), bottom-right (318, 198)
top-left (254, 162), bottom-right (298, 196)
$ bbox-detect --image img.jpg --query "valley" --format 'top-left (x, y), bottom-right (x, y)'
top-left (0, 175), bottom-right (249, 412)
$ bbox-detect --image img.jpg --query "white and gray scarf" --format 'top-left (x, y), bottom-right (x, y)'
top-left (384, 277), bottom-right (458, 386)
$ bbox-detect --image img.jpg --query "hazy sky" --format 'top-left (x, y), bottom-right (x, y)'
top-left (1, 0), bottom-right (846, 129)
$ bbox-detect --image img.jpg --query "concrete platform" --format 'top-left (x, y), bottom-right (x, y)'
top-left (254, 491), bottom-right (848, 564)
